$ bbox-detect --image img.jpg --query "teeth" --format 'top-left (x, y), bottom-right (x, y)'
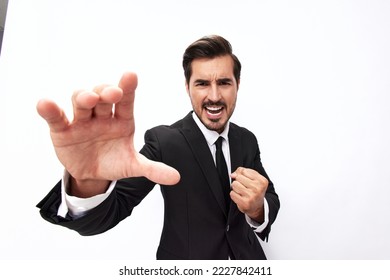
top-left (206, 106), bottom-right (222, 111)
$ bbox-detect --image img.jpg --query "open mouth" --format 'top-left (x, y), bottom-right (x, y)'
top-left (205, 105), bottom-right (224, 116)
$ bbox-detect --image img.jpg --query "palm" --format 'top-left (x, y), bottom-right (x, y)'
top-left (50, 114), bottom-right (136, 181)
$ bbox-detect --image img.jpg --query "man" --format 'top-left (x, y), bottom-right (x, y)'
top-left (36, 35), bottom-right (280, 259)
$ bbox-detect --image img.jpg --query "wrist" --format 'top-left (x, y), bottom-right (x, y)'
top-left (247, 206), bottom-right (265, 224)
top-left (69, 176), bottom-right (110, 198)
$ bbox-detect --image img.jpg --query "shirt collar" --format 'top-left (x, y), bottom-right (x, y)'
top-left (192, 112), bottom-right (230, 146)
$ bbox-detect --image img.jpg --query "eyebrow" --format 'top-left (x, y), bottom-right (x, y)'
top-left (193, 79), bottom-right (209, 84)
top-left (193, 78), bottom-right (233, 84)
top-left (217, 78), bottom-right (233, 83)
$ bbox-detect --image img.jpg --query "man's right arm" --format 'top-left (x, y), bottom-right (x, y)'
top-left (36, 72), bottom-right (179, 234)
top-left (36, 72), bottom-right (180, 199)
top-left (37, 174), bottom-right (156, 236)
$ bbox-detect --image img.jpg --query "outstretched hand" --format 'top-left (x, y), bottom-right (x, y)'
top-left (37, 72), bottom-right (180, 196)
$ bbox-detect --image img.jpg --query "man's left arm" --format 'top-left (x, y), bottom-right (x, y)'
top-left (245, 198), bottom-right (269, 233)
top-left (230, 166), bottom-right (279, 241)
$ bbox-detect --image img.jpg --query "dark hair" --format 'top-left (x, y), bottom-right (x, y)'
top-left (182, 35), bottom-right (241, 84)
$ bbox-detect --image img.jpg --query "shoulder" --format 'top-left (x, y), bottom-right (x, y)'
top-left (146, 120), bottom-right (183, 137)
top-left (229, 122), bottom-right (258, 142)
top-left (143, 116), bottom-right (188, 145)
top-left (145, 112), bottom-right (192, 139)
top-left (140, 117), bottom-right (189, 160)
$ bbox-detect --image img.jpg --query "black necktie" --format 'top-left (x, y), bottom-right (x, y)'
top-left (215, 137), bottom-right (231, 211)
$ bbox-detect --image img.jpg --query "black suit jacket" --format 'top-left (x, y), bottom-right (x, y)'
top-left (37, 112), bottom-right (280, 259)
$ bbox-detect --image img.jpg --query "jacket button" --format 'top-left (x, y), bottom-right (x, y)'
top-left (226, 225), bottom-right (230, 232)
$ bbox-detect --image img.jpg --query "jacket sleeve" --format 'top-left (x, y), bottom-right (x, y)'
top-left (250, 135), bottom-right (280, 241)
top-left (36, 129), bottom-right (163, 236)
top-left (36, 176), bottom-right (155, 236)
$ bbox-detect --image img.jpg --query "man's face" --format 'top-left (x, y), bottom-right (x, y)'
top-left (186, 55), bottom-right (239, 133)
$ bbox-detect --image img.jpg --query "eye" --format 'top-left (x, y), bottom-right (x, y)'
top-left (195, 80), bottom-right (209, 87)
top-left (218, 80), bottom-right (232, 86)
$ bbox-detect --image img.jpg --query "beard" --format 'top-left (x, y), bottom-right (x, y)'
top-left (195, 101), bottom-right (234, 133)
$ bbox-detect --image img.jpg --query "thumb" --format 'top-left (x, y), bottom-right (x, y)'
top-left (135, 154), bottom-right (181, 185)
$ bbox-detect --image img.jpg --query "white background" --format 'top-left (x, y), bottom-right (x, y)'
top-left (1, 0), bottom-right (390, 260)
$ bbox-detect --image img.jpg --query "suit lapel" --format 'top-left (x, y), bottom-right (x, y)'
top-left (179, 113), bottom-right (228, 217)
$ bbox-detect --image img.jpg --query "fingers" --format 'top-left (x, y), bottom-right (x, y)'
top-left (38, 82), bottom-right (125, 131)
top-left (115, 72), bottom-right (138, 120)
top-left (71, 90), bottom-right (99, 121)
top-left (71, 72), bottom-right (137, 121)
top-left (91, 85), bottom-right (123, 119)
top-left (230, 167), bottom-right (268, 196)
top-left (72, 85), bottom-right (124, 122)
top-left (72, 85), bottom-right (123, 121)
top-left (36, 99), bottom-right (70, 132)
top-left (230, 167), bottom-right (267, 218)
top-left (231, 167), bottom-right (258, 181)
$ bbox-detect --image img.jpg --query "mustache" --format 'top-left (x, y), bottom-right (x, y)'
top-left (202, 101), bottom-right (226, 107)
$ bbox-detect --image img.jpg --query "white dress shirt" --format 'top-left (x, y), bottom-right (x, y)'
top-left (191, 113), bottom-right (269, 233)
top-left (58, 113), bottom-right (269, 233)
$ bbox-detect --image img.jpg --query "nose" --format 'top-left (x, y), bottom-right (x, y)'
top-left (208, 83), bottom-right (221, 102)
